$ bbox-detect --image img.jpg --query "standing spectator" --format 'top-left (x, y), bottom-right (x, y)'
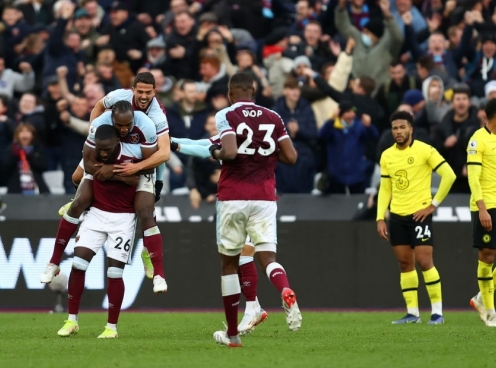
top-left (149, 68), bottom-right (175, 108)
top-left (17, 0), bottom-right (54, 26)
top-left (197, 56), bottom-right (229, 109)
top-left (262, 27), bottom-right (294, 99)
top-left (434, 84), bottom-right (480, 193)
top-left (0, 57), bottom-right (35, 98)
top-left (73, 8), bottom-right (100, 65)
top-left (96, 62), bottom-right (121, 94)
top-left (273, 77), bottom-right (318, 194)
top-left (391, 0), bottom-right (427, 35)
top-left (43, 3), bottom-right (84, 96)
top-left (164, 10), bottom-right (198, 80)
top-left (319, 100), bottom-right (378, 194)
top-left (1, 5), bottom-right (33, 69)
top-left (301, 21), bottom-right (334, 70)
top-left (290, 0), bottom-right (317, 35)
top-left (15, 93), bottom-right (46, 143)
top-left (0, 94), bottom-right (15, 186)
top-left (335, 0), bottom-right (403, 96)
top-left (82, 0), bottom-right (109, 32)
top-left (421, 75), bottom-right (451, 127)
top-left (375, 61), bottom-right (418, 124)
top-left (15, 32), bottom-right (45, 94)
top-left (96, 1), bottom-right (150, 80)
top-left (144, 38), bottom-right (167, 70)
top-left (4, 123), bottom-right (49, 194)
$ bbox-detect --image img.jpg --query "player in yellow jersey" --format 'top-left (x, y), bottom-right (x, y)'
top-left (467, 98), bottom-right (496, 327)
top-left (377, 110), bottom-right (456, 325)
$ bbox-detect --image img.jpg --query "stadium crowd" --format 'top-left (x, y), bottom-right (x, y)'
top-left (0, 0), bottom-right (495, 206)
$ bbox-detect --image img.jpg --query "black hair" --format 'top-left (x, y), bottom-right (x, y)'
top-left (390, 110), bottom-right (414, 125)
top-left (486, 98), bottom-right (496, 121)
top-left (95, 124), bottom-right (119, 141)
top-left (133, 72), bottom-right (156, 88)
top-left (229, 72), bottom-right (254, 92)
top-left (111, 100), bottom-right (133, 117)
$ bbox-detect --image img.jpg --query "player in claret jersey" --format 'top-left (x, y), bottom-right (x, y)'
top-left (57, 124), bottom-right (154, 338)
top-left (209, 72), bottom-right (302, 347)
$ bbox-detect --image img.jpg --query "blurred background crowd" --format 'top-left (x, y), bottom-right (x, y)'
top-left (0, 0), bottom-right (495, 209)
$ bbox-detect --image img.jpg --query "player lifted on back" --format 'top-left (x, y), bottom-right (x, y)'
top-left (467, 99), bottom-right (496, 327)
top-left (41, 73), bottom-right (170, 289)
top-left (58, 124), bottom-right (153, 338)
top-left (209, 72), bottom-right (302, 347)
top-left (377, 110), bottom-right (456, 325)
top-left (41, 101), bottom-right (168, 293)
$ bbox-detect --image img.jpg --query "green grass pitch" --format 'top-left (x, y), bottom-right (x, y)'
top-left (1, 311), bottom-right (495, 368)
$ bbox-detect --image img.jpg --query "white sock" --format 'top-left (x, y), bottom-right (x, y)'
top-left (68, 314), bottom-right (78, 322)
top-left (245, 301), bottom-right (257, 316)
top-left (476, 291), bottom-right (482, 303)
top-left (407, 307), bottom-right (419, 317)
top-left (255, 297), bottom-right (261, 312)
top-left (431, 302), bottom-right (442, 316)
top-left (106, 323), bottom-right (117, 331)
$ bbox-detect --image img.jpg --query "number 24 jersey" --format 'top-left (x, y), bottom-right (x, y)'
top-left (380, 140), bottom-right (446, 216)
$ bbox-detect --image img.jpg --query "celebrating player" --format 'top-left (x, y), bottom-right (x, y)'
top-left (41, 101), bottom-right (168, 294)
top-left (467, 99), bottom-right (496, 327)
top-left (57, 124), bottom-right (153, 338)
top-left (42, 72), bottom-right (170, 285)
top-left (377, 110), bottom-right (456, 325)
top-left (209, 72), bottom-right (302, 347)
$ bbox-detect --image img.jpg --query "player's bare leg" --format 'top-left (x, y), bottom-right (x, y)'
top-left (256, 250), bottom-right (302, 331)
top-left (58, 247), bottom-right (95, 336)
top-left (414, 245), bottom-right (443, 324)
top-left (391, 245), bottom-right (421, 324)
top-left (41, 179), bottom-right (94, 284)
top-left (135, 190), bottom-right (167, 293)
top-left (238, 243), bottom-right (267, 334)
top-left (98, 258), bottom-right (126, 338)
top-left (213, 253), bottom-right (243, 347)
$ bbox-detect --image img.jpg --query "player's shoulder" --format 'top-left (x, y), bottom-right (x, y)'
top-left (381, 144), bottom-right (396, 158)
top-left (148, 97), bottom-right (166, 113)
top-left (103, 89), bottom-right (132, 107)
top-left (413, 139), bottom-right (435, 151)
top-left (470, 127), bottom-right (490, 142)
top-left (92, 111), bottom-right (112, 126)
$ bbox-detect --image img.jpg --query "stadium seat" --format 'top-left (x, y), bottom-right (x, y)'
top-left (43, 171), bottom-right (65, 195)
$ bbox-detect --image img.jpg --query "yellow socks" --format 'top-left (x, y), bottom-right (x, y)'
top-left (422, 267), bottom-right (442, 316)
top-left (478, 260), bottom-right (495, 314)
top-left (400, 270), bottom-right (419, 317)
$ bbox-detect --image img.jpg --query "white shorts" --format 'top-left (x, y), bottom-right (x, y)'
top-left (137, 173), bottom-right (155, 194)
top-left (76, 207), bottom-right (137, 263)
top-left (216, 200), bottom-right (277, 256)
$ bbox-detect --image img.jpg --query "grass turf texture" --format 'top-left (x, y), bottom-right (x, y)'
top-left (1, 311), bottom-right (495, 368)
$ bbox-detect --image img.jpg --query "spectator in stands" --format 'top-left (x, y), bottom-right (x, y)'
top-left (415, 54), bottom-right (454, 89)
top-left (16, 92), bottom-right (46, 143)
top-left (434, 84), bottom-right (480, 193)
top-left (14, 32), bottom-right (45, 94)
top-left (0, 95), bottom-right (15, 186)
top-left (375, 61), bottom-right (419, 127)
top-left (421, 75), bottom-right (451, 127)
top-left (335, 0), bottom-right (404, 96)
top-left (82, 0), bottom-right (108, 32)
top-left (73, 8), bottom-right (100, 65)
top-left (43, 3), bottom-right (84, 96)
top-left (263, 27), bottom-right (294, 99)
top-left (4, 123), bottom-right (49, 194)
top-left (319, 100), bottom-right (378, 194)
top-left (291, 0), bottom-right (317, 35)
top-left (197, 55), bottom-right (229, 109)
top-left (1, 5), bottom-right (33, 69)
top-left (144, 38), bottom-right (167, 71)
top-left (301, 21), bottom-right (334, 70)
top-left (96, 62), bottom-right (121, 94)
top-left (43, 75), bottom-right (65, 174)
top-left (187, 113), bottom-right (221, 209)
top-left (392, 0), bottom-right (427, 35)
top-left (149, 68), bottom-right (176, 108)
top-left (164, 10), bottom-right (198, 80)
top-left (18, 0), bottom-right (54, 26)
top-left (273, 76), bottom-right (318, 194)
top-left (0, 57), bottom-right (35, 99)
top-left (97, 1), bottom-right (150, 83)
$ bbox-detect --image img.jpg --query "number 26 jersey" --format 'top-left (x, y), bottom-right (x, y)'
top-left (215, 100), bottom-right (289, 201)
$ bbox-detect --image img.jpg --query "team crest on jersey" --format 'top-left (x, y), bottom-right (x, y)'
top-left (129, 133), bottom-right (139, 143)
top-left (469, 140), bottom-right (477, 149)
top-left (407, 157), bottom-right (414, 164)
top-left (483, 234), bottom-right (491, 243)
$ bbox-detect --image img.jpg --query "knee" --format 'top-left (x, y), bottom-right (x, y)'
top-left (137, 206), bottom-right (154, 223)
top-left (416, 257), bottom-right (433, 271)
top-left (398, 259), bottom-right (414, 272)
top-left (480, 250), bottom-right (496, 264)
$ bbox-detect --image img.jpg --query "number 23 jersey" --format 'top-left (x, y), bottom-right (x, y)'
top-left (380, 140), bottom-right (446, 216)
top-left (215, 100), bottom-right (289, 201)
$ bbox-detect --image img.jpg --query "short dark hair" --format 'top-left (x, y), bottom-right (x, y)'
top-left (390, 60), bottom-right (404, 68)
top-left (486, 98), bottom-right (496, 120)
top-left (95, 124), bottom-right (119, 141)
top-left (416, 55), bottom-right (435, 71)
top-left (357, 76), bottom-right (375, 96)
top-left (229, 72), bottom-right (254, 92)
top-left (111, 100), bottom-right (133, 117)
top-left (0, 94), bottom-right (9, 109)
top-left (320, 61), bottom-right (336, 75)
top-left (133, 72), bottom-right (156, 88)
top-left (452, 83), bottom-right (471, 98)
top-left (390, 110), bottom-right (414, 125)
top-left (284, 76), bottom-right (299, 89)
